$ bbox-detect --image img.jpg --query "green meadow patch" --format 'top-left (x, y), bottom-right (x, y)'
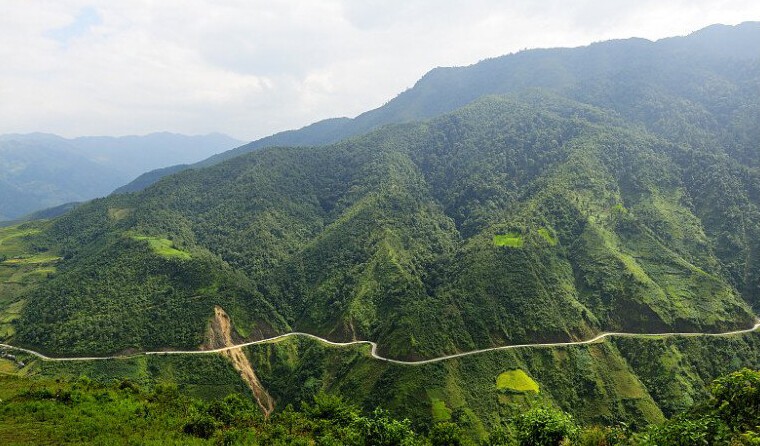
top-left (496, 370), bottom-right (539, 393)
top-left (0, 224), bottom-right (57, 336)
top-left (0, 299), bottom-right (25, 339)
top-left (0, 226), bottom-right (42, 259)
top-left (131, 235), bottom-right (191, 260)
top-left (1, 254), bottom-right (61, 266)
top-left (0, 300), bottom-right (25, 323)
top-left (493, 232), bottom-right (524, 248)
top-left (107, 207), bottom-right (133, 221)
top-left (431, 398), bottom-right (452, 422)
top-left (538, 228), bottom-right (557, 246)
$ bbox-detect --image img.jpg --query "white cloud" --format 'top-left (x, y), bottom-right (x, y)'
top-left (0, 0), bottom-right (758, 140)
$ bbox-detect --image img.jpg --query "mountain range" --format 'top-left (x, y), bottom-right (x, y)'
top-left (117, 22), bottom-right (760, 192)
top-left (0, 132), bottom-right (242, 221)
top-left (1, 22), bottom-right (760, 439)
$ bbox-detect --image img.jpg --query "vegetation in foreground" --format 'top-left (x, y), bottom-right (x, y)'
top-left (0, 368), bottom-right (759, 445)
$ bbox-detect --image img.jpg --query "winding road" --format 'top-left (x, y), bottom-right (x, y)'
top-left (2, 320), bottom-right (759, 365)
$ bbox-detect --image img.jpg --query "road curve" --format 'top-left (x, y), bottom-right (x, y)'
top-left (2, 320), bottom-right (759, 365)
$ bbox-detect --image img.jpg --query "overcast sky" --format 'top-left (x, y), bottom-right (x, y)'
top-left (1, 1), bottom-right (759, 141)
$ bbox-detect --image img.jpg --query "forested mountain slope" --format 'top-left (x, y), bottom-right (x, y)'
top-left (2, 22), bottom-right (760, 437)
top-left (117, 22), bottom-right (760, 193)
top-left (10, 92), bottom-right (760, 360)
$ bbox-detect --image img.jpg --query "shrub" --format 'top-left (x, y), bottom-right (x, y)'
top-left (709, 368), bottom-right (760, 431)
top-left (354, 408), bottom-right (416, 446)
top-left (430, 422), bottom-right (469, 446)
top-left (183, 413), bottom-right (218, 439)
top-left (303, 392), bottom-right (357, 425)
top-left (577, 426), bottom-right (627, 446)
top-left (512, 407), bottom-right (579, 446)
top-left (641, 414), bottom-right (731, 446)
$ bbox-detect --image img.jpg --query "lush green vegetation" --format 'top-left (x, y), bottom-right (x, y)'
top-left (236, 331), bottom-right (760, 438)
top-left (632, 368), bottom-right (760, 446)
top-left (1, 367), bottom-right (759, 445)
top-left (537, 228), bottom-right (557, 246)
top-left (1, 329), bottom-right (753, 440)
top-left (11, 92), bottom-right (758, 359)
top-left (2, 21), bottom-right (760, 443)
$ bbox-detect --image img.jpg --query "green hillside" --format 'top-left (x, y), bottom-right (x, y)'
top-left (116, 22), bottom-right (760, 193)
top-left (10, 94), bottom-right (757, 360)
top-left (2, 368), bottom-right (757, 445)
top-left (3, 332), bottom-right (759, 443)
top-left (2, 22), bottom-right (760, 441)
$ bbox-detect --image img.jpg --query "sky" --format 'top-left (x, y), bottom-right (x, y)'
top-left (1, 1), bottom-right (759, 142)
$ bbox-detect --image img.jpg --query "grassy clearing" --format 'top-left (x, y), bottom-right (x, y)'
top-left (493, 232), bottom-right (524, 248)
top-left (1, 265), bottom-right (55, 285)
top-left (610, 370), bottom-right (646, 399)
top-left (0, 226), bottom-right (41, 242)
top-left (0, 300), bottom-right (25, 339)
top-left (0, 359), bottom-right (18, 375)
top-left (0, 224), bottom-right (58, 268)
top-left (19, 267), bottom-right (55, 278)
top-left (538, 228), bottom-right (557, 246)
top-left (0, 300), bottom-right (25, 323)
top-left (0, 226), bottom-right (42, 259)
top-left (496, 370), bottom-right (539, 393)
top-left (107, 207), bottom-right (132, 221)
top-left (1, 253), bottom-right (61, 265)
top-left (131, 235), bottom-right (191, 260)
top-left (431, 398), bottom-right (452, 422)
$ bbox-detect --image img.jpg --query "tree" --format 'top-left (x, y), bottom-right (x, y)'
top-left (512, 408), bottom-right (579, 446)
top-left (709, 368), bottom-right (760, 431)
top-left (429, 422), bottom-right (470, 446)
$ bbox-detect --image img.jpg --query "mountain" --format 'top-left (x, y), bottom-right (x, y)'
top-left (0, 132), bottom-right (242, 220)
top-left (69, 132), bottom-right (243, 178)
top-left (113, 117), bottom-right (355, 194)
top-left (2, 22), bottom-right (760, 437)
top-left (116, 22), bottom-right (760, 193)
top-left (15, 92), bottom-right (760, 356)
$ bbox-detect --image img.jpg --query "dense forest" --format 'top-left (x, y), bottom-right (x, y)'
top-left (13, 93), bottom-right (759, 359)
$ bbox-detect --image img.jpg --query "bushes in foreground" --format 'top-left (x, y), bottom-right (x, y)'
top-left (2, 369), bottom-right (760, 445)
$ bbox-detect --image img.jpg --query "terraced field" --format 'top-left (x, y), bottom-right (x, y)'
top-left (0, 223), bottom-right (58, 341)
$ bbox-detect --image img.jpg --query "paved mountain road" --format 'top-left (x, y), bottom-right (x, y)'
top-left (2, 321), bottom-right (759, 365)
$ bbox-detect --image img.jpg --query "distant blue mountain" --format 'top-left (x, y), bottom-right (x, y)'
top-left (0, 132), bottom-right (242, 220)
